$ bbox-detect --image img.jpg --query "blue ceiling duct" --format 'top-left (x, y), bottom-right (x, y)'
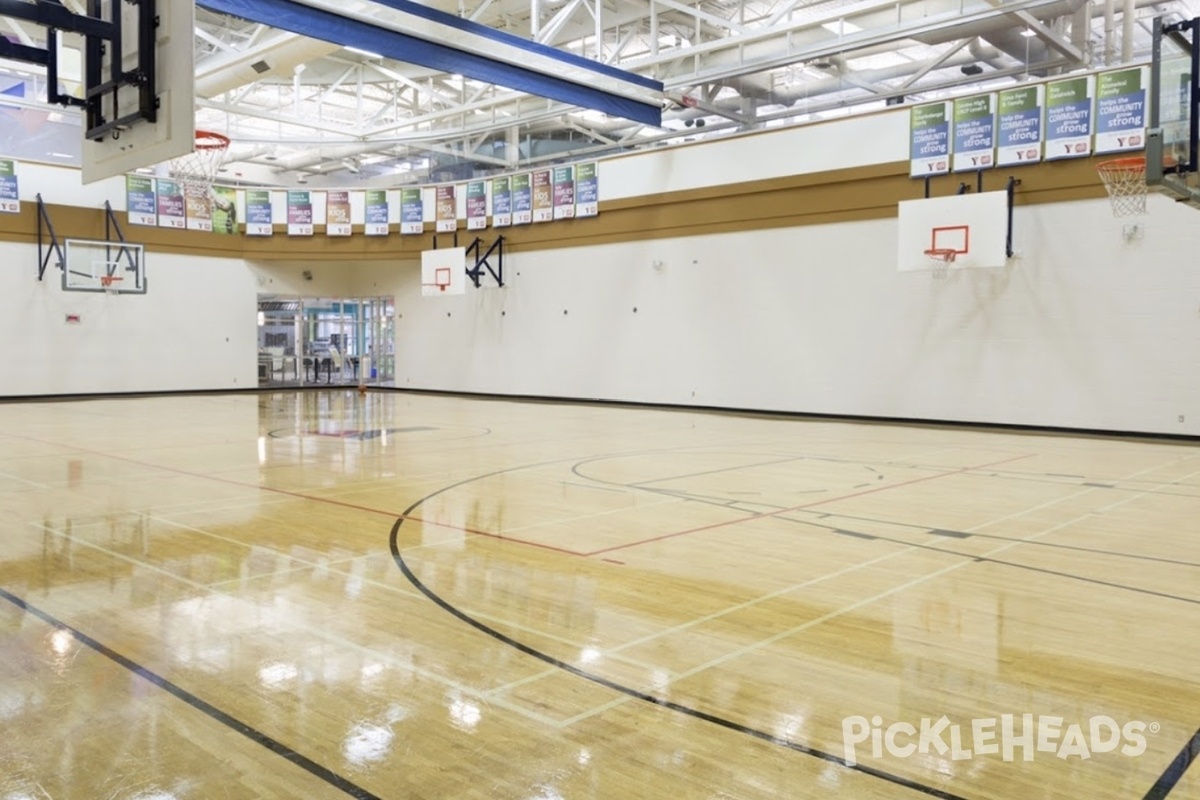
top-left (197, 0), bottom-right (664, 127)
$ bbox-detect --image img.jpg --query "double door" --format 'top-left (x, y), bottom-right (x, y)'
top-left (258, 296), bottom-right (394, 386)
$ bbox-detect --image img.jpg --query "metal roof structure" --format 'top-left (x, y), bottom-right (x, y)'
top-left (0, 0), bottom-right (1194, 186)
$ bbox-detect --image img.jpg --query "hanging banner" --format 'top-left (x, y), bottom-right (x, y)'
top-left (532, 170), bottom-right (553, 222)
top-left (575, 162), bottom-right (598, 217)
top-left (909, 102), bottom-right (951, 177)
top-left (952, 94), bottom-right (996, 172)
top-left (1045, 75), bottom-right (1095, 160)
top-left (552, 166), bottom-right (575, 219)
top-left (436, 185), bottom-right (457, 233)
top-left (491, 176), bottom-right (512, 227)
top-left (287, 190), bottom-right (313, 236)
top-left (156, 179), bottom-right (185, 229)
top-left (211, 185), bottom-right (238, 235)
top-left (246, 189), bottom-right (273, 236)
top-left (512, 173), bottom-right (532, 225)
top-left (466, 181), bottom-right (487, 230)
top-left (365, 189), bottom-right (389, 236)
top-left (185, 184), bottom-right (212, 232)
top-left (0, 159), bottom-right (16, 214)
top-left (326, 190), bottom-right (352, 236)
top-left (1095, 66), bottom-right (1149, 154)
top-left (125, 174), bottom-right (155, 225)
top-left (401, 187), bottom-right (423, 235)
top-left (997, 85), bottom-right (1044, 166)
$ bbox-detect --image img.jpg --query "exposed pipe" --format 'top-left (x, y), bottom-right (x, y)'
top-left (1122, 0), bottom-right (1135, 63)
top-left (969, 37), bottom-right (1009, 70)
top-left (1104, 0), bottom-right (1115, 65)
top-left (1070, 0), bottom-right (1090, 61)
top-left (194, 34), bottom-right (341, 98)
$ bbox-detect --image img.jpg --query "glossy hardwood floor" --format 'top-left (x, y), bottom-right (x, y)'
top-left (1, 389), bottom-right (1198, 800)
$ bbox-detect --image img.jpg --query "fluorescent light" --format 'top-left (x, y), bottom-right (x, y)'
top-left (1019, 28), bottom-right (1037, 37)
top-left (49, 152), bottom-right (73, 158)
top-left (346, 46), bottom-right (383, 59)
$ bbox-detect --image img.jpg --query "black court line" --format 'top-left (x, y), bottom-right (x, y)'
top-left (1143, 727), bottom-right (1200, 800)
top-left (0, 586), bottom-right (382, 800)
top-left (772, 515), bottom-right (1200, 608)
top-left (572, 461), bottom-right (1200, 570)
top-left (927, 529), bottom-right (972, 539)
top-left (388, 512), bottom-right (971, 800)
top-left (795, 508), bottom-right (1200, 569)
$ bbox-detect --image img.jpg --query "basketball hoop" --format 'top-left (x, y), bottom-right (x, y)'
top-left (168, 130), bottom-right (231, 196)
top-left (1096, 157), bottom-right (1147, 218)
top-left (923, 248), bottom-right (957, 279)
top-left (100, 275), bottom-right (123, 294)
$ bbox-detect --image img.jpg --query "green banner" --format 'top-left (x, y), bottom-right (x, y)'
top-left (212, 185), bottom-right (237, 235)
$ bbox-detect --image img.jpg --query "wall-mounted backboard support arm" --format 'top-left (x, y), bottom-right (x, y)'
top-left (1005, 177), bottom-right (1021, 258)
top-left (466, 236), bottom-right (505, 288)
top-left (36, 193), bottom-right (65, 282)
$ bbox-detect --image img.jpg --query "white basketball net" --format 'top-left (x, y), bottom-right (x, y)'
top-left (924, 249), bottom-right (956, 279)
top-left (1096, 158), bottom-right (1147, 218)
top-left (168, 131), bottom-right (230, 195)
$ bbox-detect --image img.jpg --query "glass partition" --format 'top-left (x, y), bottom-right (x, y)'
top-left (258, 295), bottom-right (394, 387)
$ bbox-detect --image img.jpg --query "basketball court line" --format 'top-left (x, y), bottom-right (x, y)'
top-left (0, 584), bottom-right (385, 800)
top-left (627, 454), bottom-right (815, 486)
top-left (584, 452), bottom-right (1035, 556)
top-left (586, 456), bottom-right (1200, 682)
top-left (1143, 727), bottom-right (1200, 800)
top-left (497, 493), bottom-right (685, 534)
top-left (485, 545), bottom-right (919, 699)
top-left (389, 533), bottom-right (972, 800)
top-left (122, 514), bottom-right (662, 674)
top-left (396, 453), bottom-right (1200, 798)
top-left (786, 508), bottom-right (1200, 569)
top-left (8, 422), bottom-right (1199, 790)
top-left (26, 520), bottom-right (568, 731)
top-left (0, 429), bottom-right (591, 557)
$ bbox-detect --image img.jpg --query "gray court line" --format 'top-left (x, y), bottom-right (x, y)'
top-left (549, 455), bottom-right (1200, 729)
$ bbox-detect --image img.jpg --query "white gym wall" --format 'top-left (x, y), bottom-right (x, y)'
top-left (2, 110), bottom-right (1198, 437)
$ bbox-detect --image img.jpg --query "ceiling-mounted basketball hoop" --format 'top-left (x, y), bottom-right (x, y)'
top-left (168, 131), bottom-right (232, 197)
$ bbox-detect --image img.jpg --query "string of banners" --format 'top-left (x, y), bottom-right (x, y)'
top-left (909, 67), bottom-right (1148, 177)
top-left (124, 163), bottom-right (599, 236)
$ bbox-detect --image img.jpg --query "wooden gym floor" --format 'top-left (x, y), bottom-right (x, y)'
top-left (0, 390), bottom-right (1198, 800)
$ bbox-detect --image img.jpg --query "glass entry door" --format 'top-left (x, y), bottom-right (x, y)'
top-left (258, 295), bottom-right (394, 387)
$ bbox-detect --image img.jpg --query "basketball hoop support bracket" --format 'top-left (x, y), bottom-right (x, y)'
top-left (1005, 176), bottom-right (1021, 258)
top-left (0, 0), bottom-right (159, 140)
top-left (466, 236), bottom-right (505, 288)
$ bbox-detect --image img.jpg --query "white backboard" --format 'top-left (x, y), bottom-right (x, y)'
top-left (422, 248), bottom-right (467, 296)
top-left (897, 190), bottom-right (1009, 272)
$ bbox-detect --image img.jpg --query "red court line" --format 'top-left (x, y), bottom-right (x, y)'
top-left (0, 431), bottom-right (587, 558)
top-left (585, 452), bottom-right (1036, 557)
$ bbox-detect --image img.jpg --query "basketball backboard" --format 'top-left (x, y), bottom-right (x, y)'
top-left (897, 191), bottom-right (1009, 273)
top-left (1147, 16), bottom-right (1199, 193)
top-left (422, 248), bottom-right (467, 296)
top-left (80, 0), bottom-right (195, 184)
top-left (63, 239), bottom-right (146, 294)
